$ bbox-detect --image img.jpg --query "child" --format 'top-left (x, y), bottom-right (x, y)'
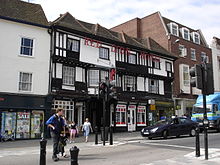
top-left (58, 134), bottom-right (68, 158)
top-left (69, 121), bottom-right (78, 143)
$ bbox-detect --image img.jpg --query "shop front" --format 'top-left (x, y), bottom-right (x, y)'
top-left (113, 101), bottom-right (148, 132)
top-left (0, 94), bottom-right (50, 140)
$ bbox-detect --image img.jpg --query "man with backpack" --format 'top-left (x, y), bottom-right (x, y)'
top-left (46, 108), bottom-right (65, 162)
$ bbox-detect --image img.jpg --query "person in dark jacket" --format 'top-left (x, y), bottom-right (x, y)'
top-left (46, 108), bottom-right (65, 162)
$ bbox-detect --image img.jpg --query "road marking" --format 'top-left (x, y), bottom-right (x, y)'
top-left (141, 141), bottom-right (195, 150)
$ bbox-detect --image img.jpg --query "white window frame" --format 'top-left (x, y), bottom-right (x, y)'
top-left (170, 23), bottom-right (179, 36)
top-left (182, 27), bottom-right (190, 40)
top-left (192, 32), bottom-right (200, 44)
top-left (149, 79), bottom-right (159, 94)
top-left (137, 106), bottom-right (146, 126)
top-left (179, 44), bottom-right (187, 57)
top-left (88, 70), bottom-right (99, 86)
top-left (99, 47), bottom-right (109, 60)
top-left (19, 72), bottom-right (32, 92)
top-left (116, 104), bottom-right (126, 126)
top-left (183, 65), bottom-right (190, 86)
top-left (191, 48), bottom-right (196, 60)
top-left (128, 53), bottom-right (136, 64)
top-left (20, 37), bottom-right (34, 56)
top-left (123, 75), bottom-right (136, 92)
top-left (63, 66), bottom-right (75, 86)
top-left (165, 62), bottom-right (172, 72)
top-left (201, 52), bottom-right (209, 63)
top-left (67, 38), bottom-right (79, 52)
top-left (52, 100), bottom-right (74, 122)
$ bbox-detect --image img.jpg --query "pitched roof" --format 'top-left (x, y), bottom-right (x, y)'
top-left (52, 12), bottom-right (176, 59)
top-left (0, 0), bottom-right (48, 26)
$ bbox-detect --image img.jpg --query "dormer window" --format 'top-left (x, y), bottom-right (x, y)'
top-left (192, 32), bottom-right (200, 44)
top-left (170, 23), bottom-right (179, 36)
top-left (182, 28), bottom-right (190, 40)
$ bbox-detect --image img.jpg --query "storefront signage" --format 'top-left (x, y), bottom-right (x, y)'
top-left (150, 104), bottom-right (156, 110)
top-left (17, 112), bottom-right (30, 119)
top-left (84, 37), bottom-right (160, 61)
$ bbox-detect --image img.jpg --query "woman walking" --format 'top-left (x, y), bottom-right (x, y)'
top-left (69, 121), bottom-right (78, 143)
top-left (82, 118), bottom-right (93, 142)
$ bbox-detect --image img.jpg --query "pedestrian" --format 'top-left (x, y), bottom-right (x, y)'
top-left (46, 108), bottom-right (65, 162)
top-left (82, 118), bottom-right (93, 142)
top-left (69, 121), bottom-right (78, 143)
top-left (58, 116), bottom-right (68, 158)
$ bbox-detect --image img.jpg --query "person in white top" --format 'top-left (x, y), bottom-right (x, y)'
top-left (82, 118), bottom-right (93, 142)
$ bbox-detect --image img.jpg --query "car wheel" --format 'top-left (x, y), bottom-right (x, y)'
top-left (163, 130), bottom-right (168, 139)
top-left (190, 128), bottom-right (196, 137)
top-left (176, 135), bottom-right (180, 138)
top-left (148, 137), bottom-right (152, 140)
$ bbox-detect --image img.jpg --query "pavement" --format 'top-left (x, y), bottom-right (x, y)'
top-left (1, 131), bottom-right (220, 165)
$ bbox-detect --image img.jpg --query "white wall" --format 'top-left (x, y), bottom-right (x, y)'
top-left (154, 58), bottom-right (174, 76)
top-left (211, 39), bottom-right (220, 91)
top-left (80, 38), bottom-right (116, 68)
top-left (0, 19), bottom-right (50, 95)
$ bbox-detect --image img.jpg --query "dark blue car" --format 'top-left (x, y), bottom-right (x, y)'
top-left (141, 117), bottom-right (198, 139)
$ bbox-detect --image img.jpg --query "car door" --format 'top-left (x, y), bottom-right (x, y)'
top-left (169, 118), bottom-right (181, 136)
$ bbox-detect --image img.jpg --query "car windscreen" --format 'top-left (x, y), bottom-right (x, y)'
top-left (192, 104), bottom-right (212, 113)
top-left (154, 119), bottom-right (170, 125)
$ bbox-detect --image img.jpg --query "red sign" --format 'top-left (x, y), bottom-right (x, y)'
top-left (0, 97), bottom-right (5, 101)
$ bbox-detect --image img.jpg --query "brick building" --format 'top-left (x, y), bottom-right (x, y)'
top-left (111, 11), bottom-right (212, 116)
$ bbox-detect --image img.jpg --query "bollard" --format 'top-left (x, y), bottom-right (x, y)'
top-left (70, 146), bottom-right (79, 165)
top-left (95, 126), bottom-right (98, 145)
top-left (40, 138), bottom-right (47, 165)
top-left (195, 127), bottom-right (200, 157)
top-left (109, 126), bottom-right (113, 145)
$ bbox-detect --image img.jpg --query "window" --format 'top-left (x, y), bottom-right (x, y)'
top-left (137, 106), bottom-right (146, 125)
top-left (116, 74), bottom-right (122, 87)
top-left (124, 75), bottom-right (136, 92)
top-left (19, 72), bottom-right (32, 91)
top-left (179, 44), bottom-right (187, 57)
top-left (20, 37), bottom-right (33, 56)
top-left (88, 70), bottom-right (99, 86)
top-left (99, 47), bottom-right (109, 60)
top-left (183, 66), bottom-right (190, 86)
top-left (170, 23), bottom-right (179, 36)
top-left (201, 52), bottom-right (209, 63)
top-left (116, 104), bottom-right (126, 126)
top-left (100, 70), bottom-right (109, 82)
top-left (152, 59), bottom-right (160, 69)
top-left (182, 28), bottom-right (190, 40)
top-left (128, 54), bottom-right (136, 64)
top-left (191, 49), bottom-right (196, 60)
top-left (63, 66), bottom-right (75, 85)
top-left (192, 32), bottom-right (200, 44)
top-left (149, 79), bottom-right (159, 94)
top-left (165, 62), bottom-right (172, 72)
top-left (67, 38), bottom-right (79, 52)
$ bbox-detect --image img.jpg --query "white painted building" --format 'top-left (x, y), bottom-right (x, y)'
top-left (211, 37), bottom-right (220, 92)
top-left (0, 0), bottom-right (50, 139)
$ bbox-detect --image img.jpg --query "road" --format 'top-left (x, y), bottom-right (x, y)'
top-left (0, 132), bottom-right (219, 165)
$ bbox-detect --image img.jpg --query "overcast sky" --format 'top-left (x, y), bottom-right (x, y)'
top-left (32, 0), bottom-right (220, 45)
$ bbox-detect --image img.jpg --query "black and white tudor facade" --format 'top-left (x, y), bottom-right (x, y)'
top-left (49, 12), bottom-right (177, 132)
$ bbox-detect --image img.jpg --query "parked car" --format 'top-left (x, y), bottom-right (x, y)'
top-left (141, 117), bottom-right (198, 139)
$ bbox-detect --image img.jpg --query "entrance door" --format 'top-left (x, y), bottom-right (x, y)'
top-left (128, 105), bottom-right (136, 131)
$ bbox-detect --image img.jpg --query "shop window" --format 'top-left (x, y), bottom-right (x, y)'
top-left (52, 100), bottom-right (74, 122)
top-left (1, 112), bottom-right (16, 140)
top-left (16, 112), bottom-right (30, 139)
top-left (31, 111), bottom-right (44, 138)
top-left (115, 104), bottom-right (126, 126)
top-left (100, 70), bottom-right (109, 82)
top-left (137, 106), bottom-right (146, 126)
